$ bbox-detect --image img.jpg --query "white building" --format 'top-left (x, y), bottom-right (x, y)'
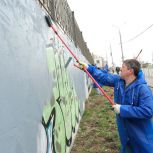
top-left (92, 53), bottom-right (107, 68)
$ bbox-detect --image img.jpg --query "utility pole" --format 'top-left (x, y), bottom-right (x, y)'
top-left (110, 44), bottom-right (114, 66)
top-left (112, 25), bottom-right (125, 62)
top-left (119, 30), bottom-right (124, 62)
top-left (106, 51), bottom-right (108, 65)
top-left (152, 52), bottom-right (153, 65)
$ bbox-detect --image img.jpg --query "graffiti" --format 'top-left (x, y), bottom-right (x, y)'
top-left (40, 24), bottom-right (86, 153)
top-left (0, 1), bottom-right (91, 152)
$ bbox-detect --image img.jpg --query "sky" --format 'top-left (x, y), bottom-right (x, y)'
top-left (67, 0), bottom-right (153, 66)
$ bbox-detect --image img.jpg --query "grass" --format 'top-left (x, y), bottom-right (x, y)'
top-left (71, 87), bottom-right (120, 153)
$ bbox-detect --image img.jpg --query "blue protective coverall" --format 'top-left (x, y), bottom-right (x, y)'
top-left (92, 65), bottom-right (108, 88)
top-left (87, 64), bottom-right (153, 153)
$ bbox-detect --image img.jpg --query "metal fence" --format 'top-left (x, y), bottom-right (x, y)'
top-left (142, 67), bottom-right (153, 88)
top-left (36, 0), bottom-right (94, 64)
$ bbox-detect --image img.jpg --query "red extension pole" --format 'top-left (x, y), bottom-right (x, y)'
top-left (45, 15), bottom-right (114, 106)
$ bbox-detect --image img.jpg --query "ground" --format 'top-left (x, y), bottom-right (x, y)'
top-left (71, 87), bottom-right (120, 153)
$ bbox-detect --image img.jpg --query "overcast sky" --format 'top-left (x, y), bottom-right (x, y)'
top-left (67, 0), bottom-right (153, 66)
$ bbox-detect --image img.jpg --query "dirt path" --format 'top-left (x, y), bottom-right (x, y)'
top-left (71, 88), bottom-right (120, 153)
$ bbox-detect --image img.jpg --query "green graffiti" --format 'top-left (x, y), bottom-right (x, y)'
top-left (42, 29), bottom-right (85, 153)
top-left (53, 103), bottom-right (66, 153)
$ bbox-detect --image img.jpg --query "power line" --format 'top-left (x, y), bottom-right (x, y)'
top-left (123, 23), bottom-right (153, 44)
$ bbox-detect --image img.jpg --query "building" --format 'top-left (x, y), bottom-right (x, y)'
top-left (92, 53), bottom-right (107, 68)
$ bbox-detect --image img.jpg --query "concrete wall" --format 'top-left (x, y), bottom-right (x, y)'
top-left (0, 0), bottom-right (91, 153)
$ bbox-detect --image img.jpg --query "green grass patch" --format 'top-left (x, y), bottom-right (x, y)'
top-left (71, 87), bottom-right (120, 153)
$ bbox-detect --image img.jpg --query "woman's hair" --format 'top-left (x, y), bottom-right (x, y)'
top-left (123, 59), bottom-right (141, 76)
